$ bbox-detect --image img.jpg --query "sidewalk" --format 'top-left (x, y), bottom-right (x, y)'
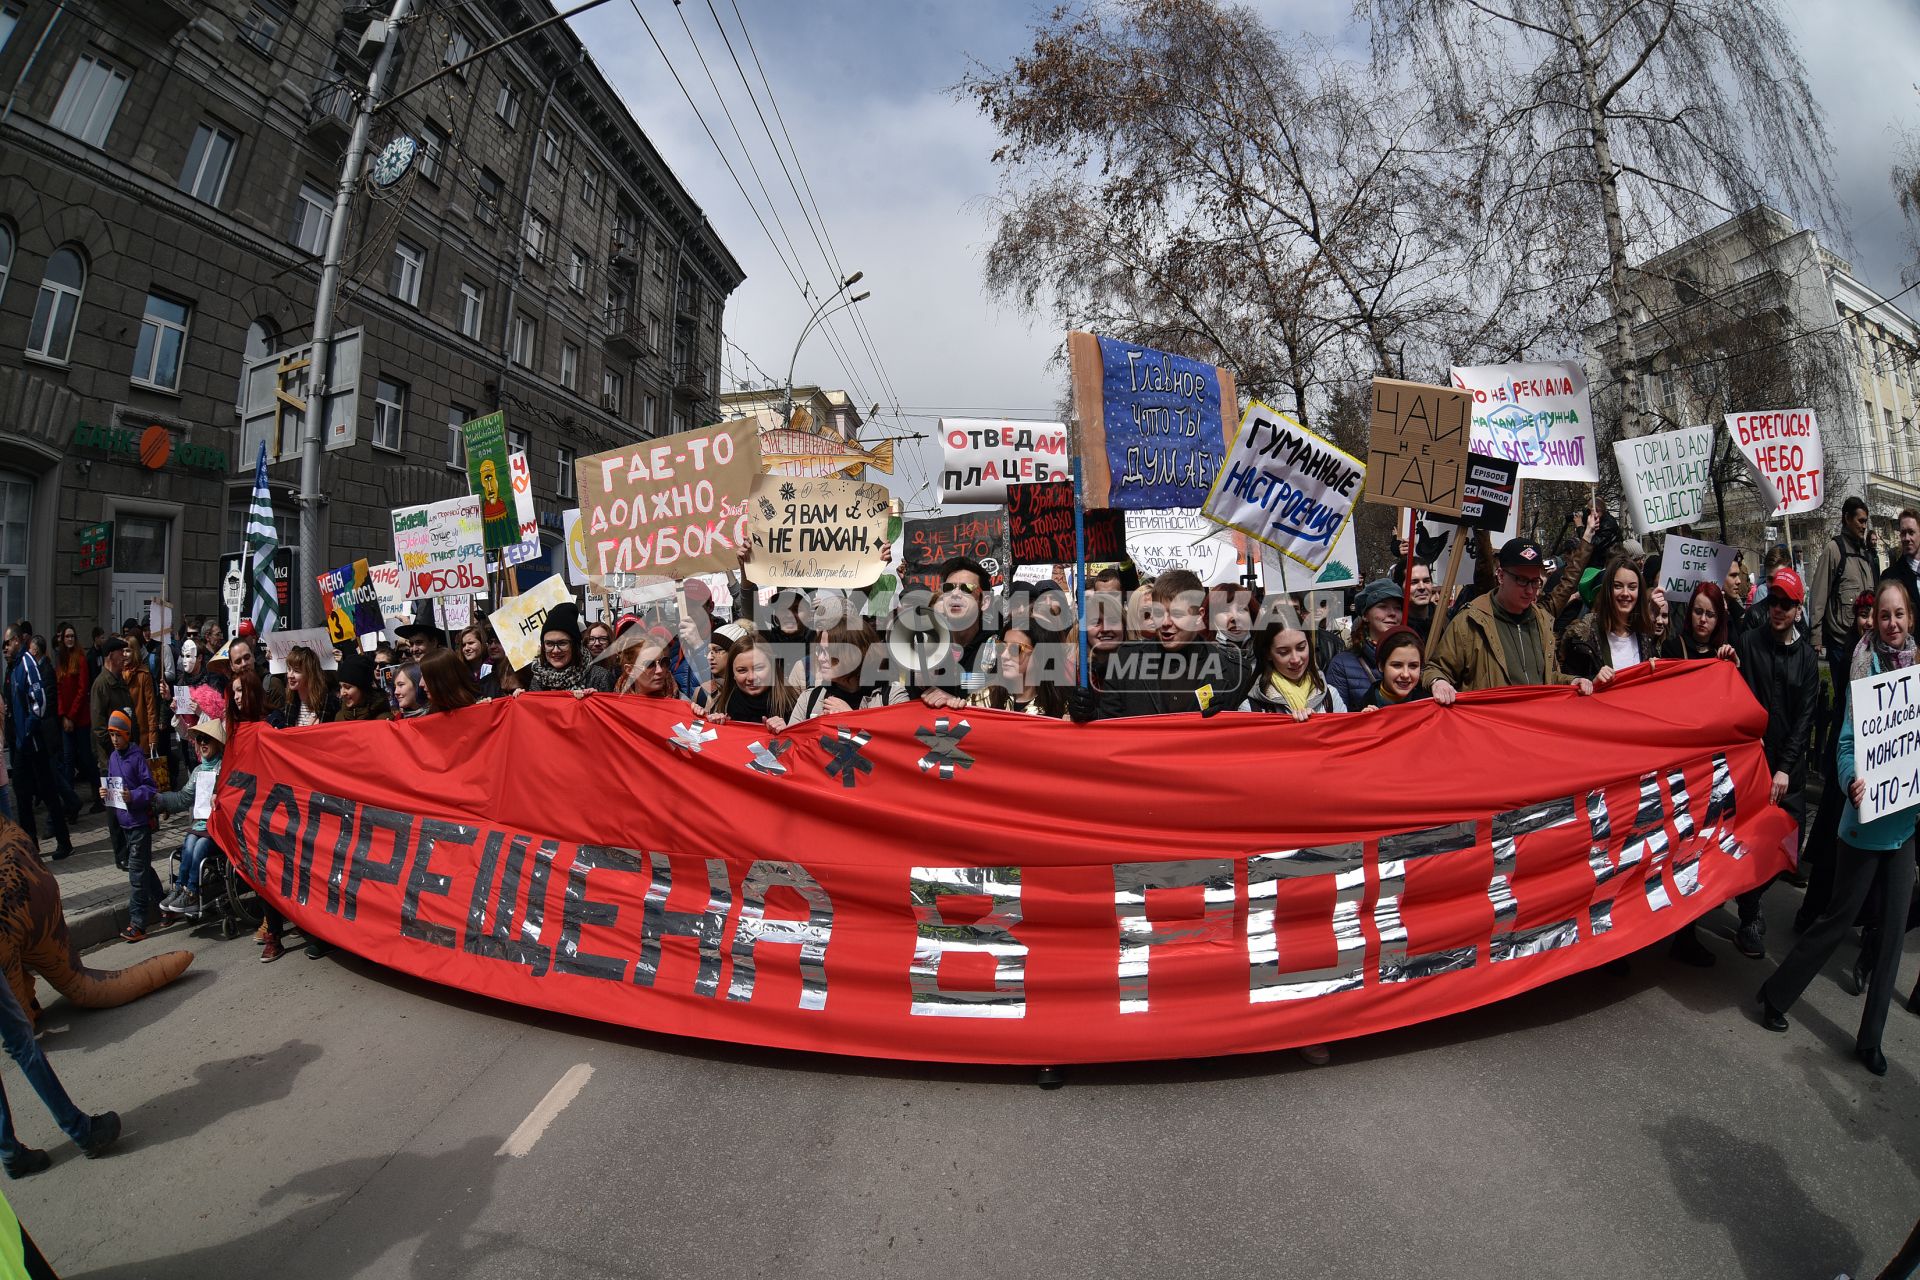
top-left (26, 803), bottom-right (202, 952)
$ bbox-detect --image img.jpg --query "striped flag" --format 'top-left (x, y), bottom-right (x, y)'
top-left (246, 440), bottom-right (280, 635)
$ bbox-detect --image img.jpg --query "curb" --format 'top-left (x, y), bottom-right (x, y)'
top-left (68, 901), bottom-right (132, 954)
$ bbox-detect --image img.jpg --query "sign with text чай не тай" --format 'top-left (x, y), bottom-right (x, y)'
top-left (1205, 402), bottom-right (1362, 571)
top-left (1005, 481), bottom-right (1125, 568)
top-left (1850, 665), bottom-right (1920, 823)
top-left (745, 475), bottom-right (891, 589)
top-left (1450, 362), bottom-right (1598, 482)
top-left (574, 418), bottom-right (761, 584)
top-left (1726, 409), bottom-right (1823, 517)
top-left (1365, 379), bottom-right (1471, 516)
top-left (1068, 332), bottom-right (1234, 510)
top-left (1614, 426), bottom-right (1714, 536)
top-left (939, 419), bottom-right (1070, 504)
top-left (391, 496), bottom-right (486, 601)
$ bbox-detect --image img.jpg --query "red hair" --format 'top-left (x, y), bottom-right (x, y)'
top-left (1686, 582), bottom-right (1728, 649)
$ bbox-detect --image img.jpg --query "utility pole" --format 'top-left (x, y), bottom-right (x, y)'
top-left (296, 0), bottom-right (416, 627)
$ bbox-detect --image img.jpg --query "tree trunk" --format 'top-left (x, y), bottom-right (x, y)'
top-left (1569, 8), bottom-right (1642, 442)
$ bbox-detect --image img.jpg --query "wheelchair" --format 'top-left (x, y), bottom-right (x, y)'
top-left (164, 837), bottom-right (264, 940)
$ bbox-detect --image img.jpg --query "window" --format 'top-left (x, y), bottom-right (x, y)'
top-left (567, 245), bottom-right (588, 292)
top-left (51, 53), bottom-right (129, 147)
top-left (646, 311), bottom-right (661, 352)
top-left (373, 378), bottom-right (406, 452)
top-left (291, 183), bottom-right (332, 254)
top-left (0, 472), bottom-right (29, 630)
top-left (602, 370), bottom-right (624, 415)
top-left (650, 237), bottom-right (667, 279)
top-left (524, 211), bottom-right (548, 262)
top-left (581, 165), bottom-right (599, 210)
top-left (559, 341), bottom-right (579, 390)
top-left (509, 428), bottom-right (531, 456)
top-left (475, 169), bottom-right (502, 226)
top-left (540, 128), bottom-right (562, 168)
top-left (557, 445), bottom-right (576, 500)
top-left (177, 124), bottom-right (236, 204)
top-left (444, 25), bottom-right (473, 72)
top-left (131, 292), bottom-right (190, 391)
top-left (0, 223), bottom-right (11, 308)
top-left (458, 280), bottom-right (485, 339)
top-left (238, 0), bottom-right (288, 54)
top-left (389, 239), bottom-right (424, 306)
top-left (446, 404), bottom-right (470, 468)
top-left (509, 314), bottom-right (536, 368)
top-left (418, 123), bottom-right (446, 185)
top-left (0, 8), bottom-right (17, 54)
top-left (26, 247), bottom-right (84, 363)
top-left (495, 79), bottom-right (520, 129)
top-left (642, 396), bottom-right (657, 435)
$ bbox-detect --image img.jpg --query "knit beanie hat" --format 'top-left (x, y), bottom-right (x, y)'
top-left (108, 709), bottom-right (135, 738)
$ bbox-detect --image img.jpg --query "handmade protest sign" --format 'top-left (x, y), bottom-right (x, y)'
top-left (172, 685), bottom-right (197, 719)
top-left (436, 594), bottom-right (474, 632)
top-left (1205, 402), bottom-right (1362, 570)
top-left (1313, 520), bottom-right (1361, 589)
top-left (1005, 481), bottom-right (1125, 568)
top-left (939, 419), bottom-right (1070, 503)
top-left (1660, 536), bottom-right (1739, 604)
top-left (461, 411), bottom-right (518, 551)
top-left (1450, 362), bottom-right (1598, 481)
top-left (192, 771), bottom-right (216, 822)
top-left (574, 418), bottom-right (760, 582)
top-left (367, 562), bottom-right (408, 636)
top-left (1365, 379), bottom-right (1471, 515)
top-left (263, 626), bottom-right (336, 674)
top-left (212, 661), bottom-right (1792, 1065)
top-left (1725, 408), bottom-right (1823, 516)
top-left (1850, 666), bottom-right (1920, 823)
top-left (902, 511), bottom-right (1008, 593)
top-left (1067, 331), bottom-right (1236, 509)
top-left (1125, 509), bottom-right (1240, 585)
top-left (317, 558), bottom-right (384, 645)
top-left (102, 777), bottom-right (125, 811)
top-left (1460, 455), bottom-right (1520, 532)
top-left (744, 476), bottom-right (890, 588)
top-left (487, 574), bottom-right (572, 672)
top-left (392, 496), bottom-right (486, 600)
top-left (499, 450), bottom-right (542, 567)
top-left (1614, 426), bottom-right (1714, 535)
top-left (560, 508), bottom-right (591, 586)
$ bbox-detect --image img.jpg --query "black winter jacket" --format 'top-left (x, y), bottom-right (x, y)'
top-left (1731, 623), bottom-right (1819, 782)
top-left (1089, 639), bottom-right (1253, 720)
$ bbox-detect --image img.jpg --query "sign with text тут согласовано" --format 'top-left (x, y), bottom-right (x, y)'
top-left (745, 475), bottom-right (891, 589)
top-left (939, 419), bottom-right (1070, 504)
top-left (1614, 426), bottom-right (1714, 536)
top-left (1204, 402), bottom-right (1362, 572)
top-left (1850, 664), bottom-right (1920, 823)
top-left (1450, 362), bottom-right (1598, 482)
top-left (1365, 378), bottom-right (1472, 516)
top-left (1005, 481), bottom-right (1126, 569)
top-left (1068, 331), bottom-right (1235, 510)
top-left (574, 418), bottom-right (761, 584)
top-left (1725, 408), bottom-right (1823, 517)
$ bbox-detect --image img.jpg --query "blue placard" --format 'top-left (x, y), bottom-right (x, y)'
top-left (1095, 335), bottom-right (1226, 508)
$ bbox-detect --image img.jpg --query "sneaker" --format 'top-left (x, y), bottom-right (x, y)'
top-left (260, 937), bottom-right (285, 963)
top-left (117, 925), bottom-right (146, 944)
top-left (254, 919), bottom-right (273, 945)
top-left (157, 890), bottom-right (185, 916)
top-left (3, 1148), bottom-right (50, 1179)
top-left (304, 940), bottom-right (329, 960)
top-left (80, 1112), bottom-right (120, 1159)
top-left (1735, 918), bottom-right (1767, 959)
top-left (181, 893), bottom-right (201, 919)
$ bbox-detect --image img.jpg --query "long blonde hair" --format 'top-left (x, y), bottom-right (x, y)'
top-left (712, 632), bottom-right (796, 718)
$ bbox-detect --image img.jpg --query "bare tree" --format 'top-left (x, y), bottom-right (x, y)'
top-left (1894, 104), bottom-right (1920, 285)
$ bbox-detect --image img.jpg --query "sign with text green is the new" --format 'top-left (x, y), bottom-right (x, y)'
top-left (461, 411), bottom-right (518, 551)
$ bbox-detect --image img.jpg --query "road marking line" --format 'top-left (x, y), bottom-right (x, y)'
top-left (497, 1063), bottom-right (593, 1158)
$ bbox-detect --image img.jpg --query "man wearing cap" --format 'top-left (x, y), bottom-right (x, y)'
top-left (1424, 539), bottom-right (1597, 703)
top-left (88, 639), bottom-right (140, 872)
top-left (1727, 566), bottom-right (1820, 958)
top-left (1327, 579), bottom-right (1404, 709)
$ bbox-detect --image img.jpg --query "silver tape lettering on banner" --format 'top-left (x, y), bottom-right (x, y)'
top-left (1114, 860), bottom-right (1235, 1014)
top-left (727, 860), bottom-right (833, 1011)
top-left (908, 866), bottom-right (1025, 1018)
top-left (1622, 772), bottom-right (1674, 913)
top-left (1584, 786), bottom-right (1619, 936)
top-left (636, 851), bottom-right (731, 996)
top-left (1375, 821), bottom-right (1479, 983)
top-left (1665, 766), bottom-right (1704, 899)
top-left (1489, 796), bottom-right (1581, 964)
top-left (1700, 752), bottom-right (1745, 859)
top-left (1247, 844), bottom-right (1365, 1003)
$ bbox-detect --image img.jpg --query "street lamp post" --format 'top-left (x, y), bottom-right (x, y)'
top-left (783, 272), bottom-right (868, 429)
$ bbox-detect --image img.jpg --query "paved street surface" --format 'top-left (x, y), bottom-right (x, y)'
top-left (1, 892), bottom-right (1914, 1280)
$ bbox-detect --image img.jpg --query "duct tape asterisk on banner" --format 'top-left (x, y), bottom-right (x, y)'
top-left (914, 717), bottom-right (974, 780)
top-left (670, 721), bottom-right (718, 755)
top-left (821, 727), bottom-right (873, 789)
top-left (746, 738), bottom-right (791, 776)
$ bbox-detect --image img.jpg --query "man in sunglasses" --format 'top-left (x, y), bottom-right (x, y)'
top-left (1425, 539), bottom-right (1595, 704)
top-left (920, 556), bottom-right (996, 709)
top-left (1728, 566), bottom-right (1819, 959)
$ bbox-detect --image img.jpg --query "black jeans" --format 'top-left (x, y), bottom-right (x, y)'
top-left (11, 740), bottom-right (70, 854)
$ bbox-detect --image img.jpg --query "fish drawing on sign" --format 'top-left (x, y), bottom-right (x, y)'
top-left (1483, 403), bottom-right (1548, 461)
top-left (759, 427), bottom-right (896, 479)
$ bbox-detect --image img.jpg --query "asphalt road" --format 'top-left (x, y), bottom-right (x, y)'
top-left (4, 895), bottom-right (1915, 1280)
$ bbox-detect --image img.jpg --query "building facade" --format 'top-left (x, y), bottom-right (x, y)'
top-left (0, 0), bottom-right (741, 631)
top-left (718, 384), bottom-right (867, 440)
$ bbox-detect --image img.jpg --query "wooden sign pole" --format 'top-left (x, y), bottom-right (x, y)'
top-left (1428, 533), bottom-right (1466, 652)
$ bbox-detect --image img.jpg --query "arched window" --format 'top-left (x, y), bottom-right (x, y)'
top-left (235, 316), bottom-right (280, 412)
top-left (26, 246), bottom-right (84, 362)
top-left (0, 224), bottom-right (13, 308)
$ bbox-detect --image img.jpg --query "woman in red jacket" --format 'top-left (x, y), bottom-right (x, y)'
top-left (53, 622), bottom-right (95, 800)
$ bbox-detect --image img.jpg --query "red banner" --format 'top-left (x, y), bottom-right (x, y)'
top-left (210, 661), bottom-right (1793, 1064)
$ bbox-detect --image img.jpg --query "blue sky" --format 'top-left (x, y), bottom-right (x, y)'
top-left (570, 0), bottom-right (1920, 509)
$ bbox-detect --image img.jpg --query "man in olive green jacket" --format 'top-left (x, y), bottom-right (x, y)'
top-left (1424, 539), bottom-right (1598, 703)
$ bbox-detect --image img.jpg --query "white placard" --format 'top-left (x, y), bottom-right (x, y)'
top-left (392, 495), bottom-right (487, 600)
top-left (103, 777), bottom-right (126, 811)
top-left (263, 627), bottom-right (338, 674)
top-left (486, 575), bottom-right (573, 672)
top-left (1850, 666), bottom-right (1920, 823)
top-left (1613, 425), bottom-right (1714, 536)
top-left (172, 685), bottom-right (197, 718)
top-left (192, 771), bottom-right (216, 822)
top-left (500, 450), bottom-right (543, 567)
top-left (1659, 536), bottom-right (1739, 605)
top-left (1725, 408), bottom-right (1824, 516)
top-left (1124, 509), bottom-right (1241, 585)
top-left (938, 418), bottom-right (1071, 503)
top-left (148, 599), bottom-right (174, 636)
top-left (1450, 362), bottom-right (1598, 481)
top-left (1201, 402), bottom-right (1361, 572)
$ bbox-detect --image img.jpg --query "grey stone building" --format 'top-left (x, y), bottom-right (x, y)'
top-left (0, 0), bottom-right (741, 632)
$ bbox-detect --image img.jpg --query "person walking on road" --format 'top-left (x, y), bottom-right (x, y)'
top-left (100, 711), bottom-right (161, 943)
top-left (0, 969), bottom-right (118, 1178)
top-left (53, 623), bottom-right (95, 805)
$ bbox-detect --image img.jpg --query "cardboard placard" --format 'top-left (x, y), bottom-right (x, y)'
top-left (1725, 408), bottom-right (1823, 516)
top-left (744, 476), bottom-right (890, 588)
top-left (263, 627), bottom-right (338, 674)
top-left (317, 558), bottom-right (384, 645)
top-left (1450, 362), bottom-right (1598, 481)
top-left (148, 598), bottom-right (174, 637)
top-left (1205, 402), bottom-right (1362, 569)
top-left (902, 512), bottom-right (1009, 593)
top-left (1659, 535), bottom-right (1739, 605)
top-left (1005, 481), bottom-right (1125, 568)
top-left (172, 685), bottom-right (197, 718)
top-left (499, 450), bottom-right (543, 567)
top-left (938, 419), bottom-right (1071, 503)
top-left (462, 411), bottom-right (519, 551)
top-left (1364, 378), bottom-right (1471, 514)
top-left (574, 418), bottom-right (760, 582)
top-left (1124, 509), bottom-right (1242, 585)
top-left (392, 496), bottom-right (487, 600)
top-left (1067, 331), bottom-right (1236, 510)
top-left (1460, 454), bottom-right (1520, 532)
top-left (1850, 666), bottom-right (1920, 823)
top-left (436, 594), bottom-right (474, 633)
top-left (1614, 426), bottom-right (1714, 535)
top-left (486, 574), bottom-right (573, 672)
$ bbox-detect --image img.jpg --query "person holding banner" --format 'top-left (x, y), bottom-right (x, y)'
top-left (269, 648), bottom-right (336, 729)
top-left (1659, 583), bottom-right (1738, 662)
top-left (920, 558), bottom-right (996, 709)
top-left (1425, 541), bottom-right (1595, 704)
top-left (390, 663), bottom-right (428, 719)
top-left (708, 634), bottom-right (796, 726)
top-left (1358, 630), bottom-right (1430, 710)
top-left (1559, 557), bottom-right (1656, 683)
top-left (984, 625), bottom-right (1069, 718)
top-left (619, 630), bottom-right (683, 702)
top-left (1326, 580), bottom-right (1403, 710)
top-left (1240, 618), bottom-right (1346, 719)
top-left (781, 619), bottom-right (912, 727)
top-left (527, 605), bottom-right (613, 695)
top-left (1070, 571), bottom-right (1253, 721)
top-left (1758, 578), bottom-right (1918, 1076)
top-left (420, 650), bottom-right (484, 713)
top-left (333, 655), bottom-right (391, 722)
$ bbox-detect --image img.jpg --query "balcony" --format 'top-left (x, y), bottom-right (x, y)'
top-left (672, 361), bottom-right (709, 397)
top-left (609, 237), bottom-right (638, 272)
top-left (604, 304), bottom-right (648, 359)
top-left (307, 79), bottom-right (355, 145)
top-left (674, 281), bottom-right (696, 318)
